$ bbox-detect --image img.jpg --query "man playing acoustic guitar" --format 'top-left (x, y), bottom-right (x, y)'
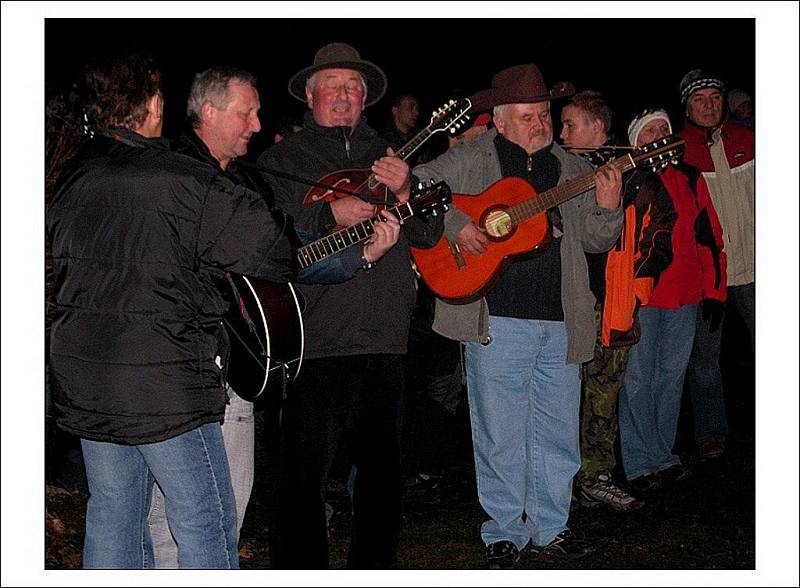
top-left (413, 64), bottom-right (623, 568)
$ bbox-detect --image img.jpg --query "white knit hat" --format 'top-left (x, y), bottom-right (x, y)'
top-left (627, 109), bottom-right (672, 147)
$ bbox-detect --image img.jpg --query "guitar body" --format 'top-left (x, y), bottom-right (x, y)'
top-left (303, 168), bottom-right (388, 205)
top-left (411, 177), bottom-right (551, 303)
top-left (223, 276), bottom-right (304, 401)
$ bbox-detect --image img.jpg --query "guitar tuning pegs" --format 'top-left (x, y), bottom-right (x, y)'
top-left (430, 209), bottom-right (439, 217)
top-left (442, 204), bottom-right (449, 212)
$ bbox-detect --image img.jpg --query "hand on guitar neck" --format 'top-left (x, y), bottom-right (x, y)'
top-left (362, 209), bottom-right (403, 263)
top-left (593, 161), bottom-right (623, 209)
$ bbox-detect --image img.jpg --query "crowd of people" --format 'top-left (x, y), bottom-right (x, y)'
top-left (45, 42), bottom-right (754, 570)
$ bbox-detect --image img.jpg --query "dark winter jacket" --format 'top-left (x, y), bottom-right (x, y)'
top-left (47, 129), bottom-right (294, 444)
top-left (178, 127), bottom-right (363, 284)
top-left (257, 112), bottom-right (444, 358)
top-left (601, 168), bottom-right (677, 346)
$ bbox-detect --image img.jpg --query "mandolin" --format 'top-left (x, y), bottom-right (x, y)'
top-left (302, 98), bottom-right (471, 211)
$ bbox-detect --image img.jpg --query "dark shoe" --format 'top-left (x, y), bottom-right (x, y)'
top-left (531, 530), bottom-right (595, 559)
top-left (578, 473), bottom-right (645, 512)
top-left (658, 463), bottom-right (692, 483)
top-left (485, 540), bottom-right (520, 569)
top-left (697, 436), bottom-right (726, 460)
top-left (628, 473), bottom-right (663, 493)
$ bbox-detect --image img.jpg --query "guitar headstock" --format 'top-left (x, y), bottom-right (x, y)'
top-left (410, 179), bottom-right (452, 218)
top-left (428, 98), bottom-right (473, 136)
top-left (631, 135), bottom-right (685, 172)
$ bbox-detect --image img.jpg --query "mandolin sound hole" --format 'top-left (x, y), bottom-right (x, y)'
top-left (483, 209), bottom-right (514, 239)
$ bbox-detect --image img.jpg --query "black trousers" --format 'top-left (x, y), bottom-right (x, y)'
top-left (271, 354), bottom-right (404, 569)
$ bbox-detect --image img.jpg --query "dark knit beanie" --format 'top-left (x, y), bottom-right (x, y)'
top-left (679, 69), bottom-right (725, 105)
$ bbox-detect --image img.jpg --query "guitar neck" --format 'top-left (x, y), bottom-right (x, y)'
top-left (297, 201), bottom-right (415, 268)
top-left (507, 155), bottom-right (637, 224)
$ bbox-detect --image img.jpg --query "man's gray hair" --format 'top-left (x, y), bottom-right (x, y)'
top-left (186, 66), bottom-right (257, 127)
top-left (493, 101), bottom-right (550, 122)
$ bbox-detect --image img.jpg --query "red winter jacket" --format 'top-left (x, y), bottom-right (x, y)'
top-left (646, 164), bottom-right (727, 309)
top-left (679, 119), bottom-right (754, 287)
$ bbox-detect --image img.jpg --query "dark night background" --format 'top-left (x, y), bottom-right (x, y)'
top-left (44, 17), bottom-right (755, 157)
top-left (2, 6), bottom-right (796, 585)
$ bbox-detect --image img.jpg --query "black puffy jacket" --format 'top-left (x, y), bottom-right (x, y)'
top-left (47, 129), bottom-right (294, 444)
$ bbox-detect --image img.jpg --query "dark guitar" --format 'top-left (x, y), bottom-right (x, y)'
top-left (411, 136), bottom-right (684, 303)
top-left (302, 98), bottom-right (471, 213)
top-left (224, 181), bottom-right (452, 401)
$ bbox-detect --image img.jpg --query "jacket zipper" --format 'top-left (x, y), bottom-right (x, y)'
top-left (341, 127), bottom-right (351, 160)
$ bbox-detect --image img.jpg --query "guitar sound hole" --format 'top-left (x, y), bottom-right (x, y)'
top-left (483, 209), bottom-right (514, 239)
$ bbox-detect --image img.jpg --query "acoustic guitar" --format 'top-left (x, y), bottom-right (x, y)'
top-left (224, 180), bottom-right (452, 401)
top-left (410, 136), bottom-right (684, 303)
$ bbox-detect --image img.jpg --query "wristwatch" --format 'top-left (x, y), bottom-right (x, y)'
top-left (360, 249), bottom-right (377, 271)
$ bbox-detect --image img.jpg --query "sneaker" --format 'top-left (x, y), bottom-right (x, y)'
top-left (579, 473), bottom-right (645, 512)
top-left (485, 540), bottom-right (520, 569)
top-left (697, 436), bottom-right (726, 460)
top-left (531, 530), bottom-right (595, 559)
top-left (658, 463), bottom-right (692, 483)
top-left (628, 473), bottom-right (663, 493)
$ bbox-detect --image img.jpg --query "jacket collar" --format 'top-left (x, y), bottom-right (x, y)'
top-left (682, 116), bottom-right (733, 142)
top-left (102, 127), bottom-right (170, 150)
top-left (177, 128), bottom-right (221, 169)
top-left (301, 110), bottom-right (377, 140)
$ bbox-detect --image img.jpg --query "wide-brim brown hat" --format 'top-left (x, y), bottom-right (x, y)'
top-left (470, 64), bottom-right (574, 112)
top-left (288, 42), bottom-right (387, 107)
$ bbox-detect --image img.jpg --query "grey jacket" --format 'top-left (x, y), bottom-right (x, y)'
top-left (413, 129), bottom-right (623, 364)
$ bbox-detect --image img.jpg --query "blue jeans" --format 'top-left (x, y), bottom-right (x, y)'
top-left (148, 387), bottom-right (254, 568)
top-left (619, 305), bottom-right (698, 480)
top-left (80, 422), bottom-right (238, 569)
top-left (465, 317), bottom-right (581, 549)
top-left (685, 282), bottom-right (755, 442)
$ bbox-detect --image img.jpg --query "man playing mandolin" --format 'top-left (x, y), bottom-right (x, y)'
top-left (413, 64), bottom-right (623, 568)
top-left (257, 42), bottom-right (444, 569)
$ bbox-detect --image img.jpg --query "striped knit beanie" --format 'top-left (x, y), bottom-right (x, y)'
top-left (680, 69), bottom-right (725, 105)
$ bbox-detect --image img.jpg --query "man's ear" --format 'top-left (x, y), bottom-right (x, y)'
top-left (201, 100), bottom-right (216, 125)
top-left (493, 114), bottom-right (505, 134)
top-left (591, 117), bottom-right (603, 134)
top-left (305, 88), bottom-right (314, 109)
